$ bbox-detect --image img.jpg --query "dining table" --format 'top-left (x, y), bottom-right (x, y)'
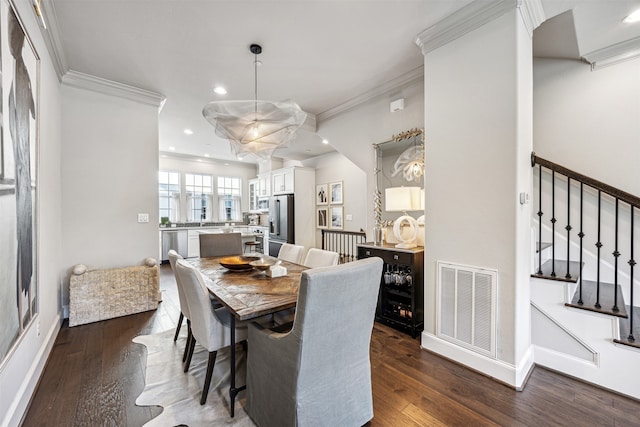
top-left (187, 254), bottom-right (307, 417)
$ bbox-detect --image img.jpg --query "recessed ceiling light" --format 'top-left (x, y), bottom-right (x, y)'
top-left (321, 138), bottom-right (329, 145)
top-left (224, 163), bottom-right (230, 166)
top-left (204, 153), bottom-right (210, 157)
top-left (184, 129), bottom-right (193, 135)
top-left (214, 86), bottom-right (227, 95)
top-left (197, 159), bottom-right (202, 162)
top-left (169, 146), bottom-right (175, 151)
top-left (305, 149), bottom-right (311, 152)
top-left (237, 157), bottom-right (244, 161)
top-left (623, 9), bottom-right (640, 23)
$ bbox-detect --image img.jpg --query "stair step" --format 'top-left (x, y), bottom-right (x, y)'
top-left (565, 280), bottom-right (628, 319)
top-left (536, 242), bottom-right (552, 253)
top-left (614, 306), bottom-right (640, 349)
top-left (532, 259), bottom-right (582, 283)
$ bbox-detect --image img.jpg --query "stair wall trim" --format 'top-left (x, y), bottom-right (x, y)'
top-left (531, 301), bottom-right (598, 364)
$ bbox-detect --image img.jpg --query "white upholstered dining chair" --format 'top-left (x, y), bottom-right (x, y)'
top-left (167, 250), bottom-right (193, 362)
top-left (246, 257), bottom-right (384, 427)
top-left (303, 247), bottom-right (340, 268)
top-left (277, 243), bottom-right (305, 264)
top-left (175, 258), bottom-right (249, 405)
top-left (199, 232), bottom-right (242, 258)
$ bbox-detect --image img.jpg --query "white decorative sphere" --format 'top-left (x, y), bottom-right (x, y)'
top-left (144, 257), bottom-right (158, 267)
top-left (72, 264), bottom-right (87, 275)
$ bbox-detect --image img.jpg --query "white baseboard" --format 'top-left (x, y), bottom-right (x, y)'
top-left (421, 332), bottom-right (535, 390)
top-left (5, 314), bottom-right (62, 427)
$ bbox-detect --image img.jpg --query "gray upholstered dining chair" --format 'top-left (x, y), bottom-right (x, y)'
top-left (276, 243), bottom-right (305, 264)
top-left (199, 232), bottom-right (242, 258)
top-left (302, 247), bottom-right (340, 268)
top-left (175, 258), bottom-right (249, 405)
top-left (246, 256), bottom-right (384, 427)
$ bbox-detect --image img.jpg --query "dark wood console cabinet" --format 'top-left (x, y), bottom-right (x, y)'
top-left (357, 243), bottom-right (424, 338)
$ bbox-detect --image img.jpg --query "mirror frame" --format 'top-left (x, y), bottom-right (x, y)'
top-left (373, 128), bottom-right (424, 227)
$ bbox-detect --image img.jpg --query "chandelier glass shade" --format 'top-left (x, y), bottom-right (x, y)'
top-left (202, 44), bottom-right (307, 159)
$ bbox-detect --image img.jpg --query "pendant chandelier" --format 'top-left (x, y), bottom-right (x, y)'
top-left (202, 44), bottom-right (307, 159)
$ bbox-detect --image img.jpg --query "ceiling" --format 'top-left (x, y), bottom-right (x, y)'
top-left (45, 0), bottom-right (640, 164)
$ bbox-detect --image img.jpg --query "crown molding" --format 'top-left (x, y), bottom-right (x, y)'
top-left (582, 36), bottom-right (640, 70)
top-left (316, 65), bottom-right (423, 123)
top-left (415, 0), bottom-right (544, 55)
top-left (517, 0), bottom-right (545, 37)
top-left (62, 70), bottom-right (166, 109)
top-left (37, 0), bottom-right (69, 80)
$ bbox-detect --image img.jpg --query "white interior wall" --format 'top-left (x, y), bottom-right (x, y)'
top-left (60, 86), bottom-right (159, 310)
top-left (0, 0), bottom-right (63, 425)
top-left (302, 152), bottom-right (367, 247)
top-left (422, 10), bottom-right (533, 385)
top-left (534, 57), bottom-right (640, 196)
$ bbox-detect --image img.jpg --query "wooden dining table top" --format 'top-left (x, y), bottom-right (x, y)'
top-left (187, 255), bottom-right (307, 321)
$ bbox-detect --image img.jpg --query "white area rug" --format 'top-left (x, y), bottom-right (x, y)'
top-left (133, 328), bottom-right (255, 427)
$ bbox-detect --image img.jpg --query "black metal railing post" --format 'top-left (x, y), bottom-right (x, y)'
top-left (595, 190), bottom-right (602, 309)
top-left (629, 206), bottom-right (636, 342)
top-left (612, 198), bottom-right (620, 312)
top-left (537, 164), bottom-right (543, 275)
top-left (578, 182), bottom-right (584, 305)
top-left (566, 177), bottom-right (572, 279)
top-left (551, 170), bottom-right (557, 277)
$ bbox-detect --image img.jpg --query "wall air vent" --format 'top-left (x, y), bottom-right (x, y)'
top-left (437, 262), bottom-right (497, 358)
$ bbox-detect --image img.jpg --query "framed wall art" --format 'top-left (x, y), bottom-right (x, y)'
top-left (329, 181), bottom-right (343, 204)
top-left (330, 206), bottom-right (343, 229)
top-left (316, 207), bottom-right (328, 229)
top-left (316, 183), bottom-right (327, 205)
top-left (0, 0), bottom-right (39, 370)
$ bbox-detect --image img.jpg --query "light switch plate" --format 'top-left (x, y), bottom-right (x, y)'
top-left (138, 213), bottom-right (149, 223)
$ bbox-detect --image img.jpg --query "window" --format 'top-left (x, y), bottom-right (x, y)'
top-left (185, 173), bottom-right (213, 222)
top-left (217, 176), bottom-right (242, 221)
top-left (158, 171), bottom-right (179, 223)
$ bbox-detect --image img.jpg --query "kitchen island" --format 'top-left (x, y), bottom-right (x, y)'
top-left (159, 224), bottom-right (268, 262)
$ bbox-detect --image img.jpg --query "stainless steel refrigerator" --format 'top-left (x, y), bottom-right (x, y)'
top-left (268, 193), bottom-right (295, 256)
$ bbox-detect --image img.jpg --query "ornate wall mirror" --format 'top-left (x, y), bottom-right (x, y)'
top-left (373, 128), bottom-right (425, 227)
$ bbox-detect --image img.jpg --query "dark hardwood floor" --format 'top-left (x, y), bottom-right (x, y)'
top-left (23, 264), bottom-right (640, 426)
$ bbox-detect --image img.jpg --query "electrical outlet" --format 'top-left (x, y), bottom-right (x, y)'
top-left (138, 213), bottom-right (149, 223)
top-left (346, 214), bottom-right (353, 221)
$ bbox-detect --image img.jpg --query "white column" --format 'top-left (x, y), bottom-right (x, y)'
top-left (416, 0), bottom-right (544, 389)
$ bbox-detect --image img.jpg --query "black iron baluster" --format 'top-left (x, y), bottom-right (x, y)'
top-left (629, 205), bottom-right (636, 342)
top-left (566, 177), bottom-right (572, 279)
top-left (612, 198), bottom-right (620, 312)
top-left (595, 190), bottom-right (602, 309)
top-left (578, 183), bottom-right (584, 305)
top-left (537, 164), bottom-right (543, 275)
top-left (551, 170), bottom-right (556, 277)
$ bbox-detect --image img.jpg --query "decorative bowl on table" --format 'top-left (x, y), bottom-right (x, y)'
top-left (219, 255), bottom-right (260, 270)
top-left (250, 258), bottom-right (276, 272)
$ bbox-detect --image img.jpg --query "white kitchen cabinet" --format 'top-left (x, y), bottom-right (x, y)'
top-left (257, 172), bottom-right (271, 197)
top-left (271, 168), bottom-right (295, 195)
top-left (187, 230), bottom-right (200, 258)
top-left (248, 178), bottom-right (258, 210)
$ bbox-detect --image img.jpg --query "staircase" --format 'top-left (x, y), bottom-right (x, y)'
top-left (530, 153), bottom-right (640, 399)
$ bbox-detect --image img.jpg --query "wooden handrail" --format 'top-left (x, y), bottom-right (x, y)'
top-left (532, 152), bottom-right (640, 208)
